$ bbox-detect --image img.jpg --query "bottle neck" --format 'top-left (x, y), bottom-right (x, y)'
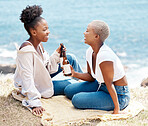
top-left (63, 50), bottom-right (66, 58)
top-left (60, 49), bottom-right (63, 57)
top-left (60, 43), bottom-right (64, 57)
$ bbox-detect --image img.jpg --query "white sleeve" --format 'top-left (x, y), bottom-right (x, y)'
top-left (18, 52), bottom-right (42, 107)
top-left (44, 50), bottom-right (60, 74)
top-left (98, 52), bottom-right (114, 64)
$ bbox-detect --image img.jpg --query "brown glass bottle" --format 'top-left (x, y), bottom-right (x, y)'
top-left (60, 43), bottom-right (64, 67)
top-left (60, 44), bottom-right (72, 76)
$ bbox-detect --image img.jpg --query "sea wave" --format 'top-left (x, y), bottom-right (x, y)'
top-left (116, 51), bottom-right (127, 57)
top-left (126, 66), bottom-right (148, 88)
top-left (0, 42), bottom-right (17, 59)
top-left (0, 48), bottom-right (16, 59)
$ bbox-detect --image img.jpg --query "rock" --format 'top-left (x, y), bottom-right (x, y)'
top-left (0, 64), bottom-right (16, 74)
top-left (141, 77), bottom-right (148, 87)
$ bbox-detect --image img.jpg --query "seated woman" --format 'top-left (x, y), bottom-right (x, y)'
top-left (64, 20), bottom-right (130, 114)
top-left (14, 5), bottom-right (82, 116)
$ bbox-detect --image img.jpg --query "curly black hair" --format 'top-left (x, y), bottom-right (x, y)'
top-left (20, 5), bottom-right (43, 24)
top-left (20, 5), bottom-right (44, 35)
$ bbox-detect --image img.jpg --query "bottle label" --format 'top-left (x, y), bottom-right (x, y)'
top-left (60, 57), bottom-right (63, 67)
top-left (63, 64), bottom-right (71, 75)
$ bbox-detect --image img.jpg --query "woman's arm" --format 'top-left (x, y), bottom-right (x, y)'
top-left (18, 53), bottom-right (42, 107)
top-left (17, 52), bottom-right (45, 115)
top-left (44, 45), bottom-right (62, 74)
top-left (100, 61), bottom-right (120, 114)
top-left (71, 61), bottom-right (95, 82)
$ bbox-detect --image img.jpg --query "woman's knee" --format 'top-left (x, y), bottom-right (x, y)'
top-left (71, 93), bottom-right (80, 109)
top-left (67, 53), bottom-right (77, 64)
top-left (64, 84), bottom-right (75, 99)
top-left (53, 80), bottom-right (71, 95)
top-left (72, 93), bottom-right (85, 109)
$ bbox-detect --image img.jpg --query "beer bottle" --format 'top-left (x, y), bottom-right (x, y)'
top-left (60, 43), bottom-right (64, 67)
top-left (60, 44), bottom-right (72, 76)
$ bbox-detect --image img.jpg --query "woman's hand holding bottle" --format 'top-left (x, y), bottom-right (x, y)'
top-left (59, 43), bottom-right (72, 76)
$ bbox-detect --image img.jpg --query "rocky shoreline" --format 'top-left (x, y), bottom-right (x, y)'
top-left (141, 77), bottom-right (148, 87)
top-left (0, 64), bottom-right (16, 74)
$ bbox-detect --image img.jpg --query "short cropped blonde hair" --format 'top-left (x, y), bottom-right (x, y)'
top-left (90, 20), bottom-right (110, 42)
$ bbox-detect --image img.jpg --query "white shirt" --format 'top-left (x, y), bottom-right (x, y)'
top-left (86, 44), bottom-right (125, 84)
top-left (14, 42), bottom-right (60, 107)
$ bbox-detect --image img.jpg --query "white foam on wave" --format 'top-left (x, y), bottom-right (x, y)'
top-left (0, 48), bottom-right (16, 59)
top-left (126, 66), bottom-right (148, 88)
top-left (0, 42), bottom-right (18, 64)
top-left (127, 63), bottom-right (140, 68)
top-left (116, 51), bottom-right (127, 57)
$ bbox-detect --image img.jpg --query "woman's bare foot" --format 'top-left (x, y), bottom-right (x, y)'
top-left (32, 107), bottom-right (45, 116)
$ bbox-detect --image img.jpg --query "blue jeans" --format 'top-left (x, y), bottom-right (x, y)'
top-left (51, 53), bottom-right (83, 95)
top-left (64, 80), bottom-right (130, 111)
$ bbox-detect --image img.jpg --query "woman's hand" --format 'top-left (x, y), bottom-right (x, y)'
top-left (113, 108), bottom-right (120, 114)
top-left (56, 44), bottom-right (66, 54)
top-left (62, 65), bottom-right (75, 77)
top-left (113, 108), bottom-right (127, 114)
top-left (70, 65), bottom-right (75, 77)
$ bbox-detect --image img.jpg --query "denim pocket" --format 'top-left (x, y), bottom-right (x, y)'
top-left (118, 94), bottom-right (130, 110)
top-left (115, 85), bottom-right (130, 95)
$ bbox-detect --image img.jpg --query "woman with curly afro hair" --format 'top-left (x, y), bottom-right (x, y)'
top-left (14, 5), bottom-right (83, 116)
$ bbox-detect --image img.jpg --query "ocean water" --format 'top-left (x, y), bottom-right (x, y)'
top-left (0, 0), bottom-right (148, 87)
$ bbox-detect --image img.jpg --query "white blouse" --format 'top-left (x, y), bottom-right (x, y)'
top-left (14, 42), bottom-right (60, 107)
top-left (86, 44), bottom-right (125, 84)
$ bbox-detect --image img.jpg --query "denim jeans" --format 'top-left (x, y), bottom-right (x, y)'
top-left (51, 53), bottom-right (83, 95)
top-left (64, 80), bottom-right (130, 111)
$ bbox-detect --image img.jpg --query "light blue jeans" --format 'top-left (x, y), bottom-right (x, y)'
top-left (51, 53), bottom-right (83, 95)
top-left (64, 80), bottom-right (130, 111)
